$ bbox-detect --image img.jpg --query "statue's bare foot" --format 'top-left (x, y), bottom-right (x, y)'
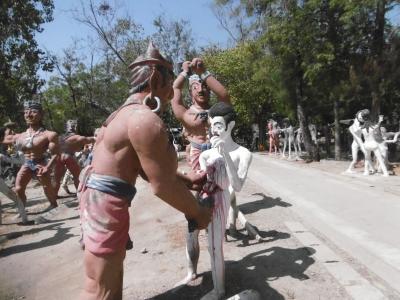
top-left (200, 289), bottom-right (225, 300)
top-left (44, 203), bottom-right (58, 212)
top-left (11, 210), bottom-right (29, 223)
top-left (34, 216), bottom-right (49, 224)
top-left (12, 213), bottom-right (22, 221)
top-left (255, 234), bottom-right (263, 242)
top-left (62, 186), bottom-right (74, 195)
top-left (228, 227), bottom-right (239, 238)
top-left (346, 169), bottom-right (356, 174)
top-left (173, 273), bottom-right (197, 288)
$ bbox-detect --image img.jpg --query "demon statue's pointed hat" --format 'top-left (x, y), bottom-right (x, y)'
top-left (128, 41), bottom-right (173, 95)
top-left (129, 41), bottom-right (173, 70)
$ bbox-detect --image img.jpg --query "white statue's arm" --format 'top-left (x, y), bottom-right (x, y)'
top-left (384, 132), bottom-right (400, 144)
top-left (222, 149), bottom-right (252, 192)
top-left (349, 125), bottom-right (365, 152)
top-left (209, 136), bottom-right (243, 192)
top-left (378, 115), bottom-right (384, 126)
top-left (199, 149), bottom-right (212, 171)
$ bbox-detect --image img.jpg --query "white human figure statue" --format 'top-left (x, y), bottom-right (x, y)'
top-left (362, 115), bottom-right (400, 177)
top-left (0, 178), bottom-right (27, 224)
top-left (281, 119), bottom-right (298, 159)
top-left (346, 109), bottom-right (371, 173)
top-left (308, 123), bottom-right (318, 145)
top-left (295, 127), bottom-right (303, 153)
top-left (177, 103), bottom-right (256, 300)
top-left (251, 123), bottom-right (259, 151)
top-left (379, 126), bottom-right (400, 171)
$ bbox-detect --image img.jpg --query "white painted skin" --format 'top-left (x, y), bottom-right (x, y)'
top-left (295, 127), bottom-right (303, 153)
top-left (0, 178), bottom-right (27, 224)
top-left (346, 112), bottom-right (373, 174)
top-left (281, 125), bottom-right (298, 159)
top-left (176, 115), bottom-right (258, 300)
top-left (361, 115), bottom-right (398, 177)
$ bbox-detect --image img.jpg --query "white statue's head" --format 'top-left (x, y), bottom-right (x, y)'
top-left (208, 102), bottom-right (236, 141)
top-left (66, 119), bottom-right (78, 133)
top-left (356, 109), bottom-right (370, 123)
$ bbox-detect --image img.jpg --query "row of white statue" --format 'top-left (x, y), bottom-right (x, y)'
top-left (259, 119), bottom-right (317, 160)
top-left (253, 109), bottom-right (399, 176)
top-left (346, 109), bottom-right (399, 177)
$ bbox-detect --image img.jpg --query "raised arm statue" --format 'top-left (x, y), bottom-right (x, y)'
top-left (346, 109), bottom-right (370, 173)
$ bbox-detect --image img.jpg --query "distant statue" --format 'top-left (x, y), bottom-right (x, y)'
top-left (266, 120), bottom-right (280, 155)
top-left (295, 124), bottom-right (316, 154)
top-left (250, 123), bottom-right (259, 152)
top-left (281, 118), bottom-right (298, 159)
top-left (346, 109), bottom-right (371, 174)
top-left (54, 119), bottom-right (96, 196)
top-left (0, 127), bottom-right (27, 224)
top-left (361, 115), bottom-right (400, 177)
top-left (308, 124), bottom-right (318, 145)
top-left (295, 127), bottom-right (303, 153)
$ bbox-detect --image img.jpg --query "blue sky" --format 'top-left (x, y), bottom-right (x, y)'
top-left (36, 0), bottom-right (400, 56)
top-left (36, 0), bottom-right (231, 57)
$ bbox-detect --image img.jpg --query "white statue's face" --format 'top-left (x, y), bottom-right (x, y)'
top-left (356, 112), bottom-right (364, 123)
top-left (210, 116), bottom-right (229, 140)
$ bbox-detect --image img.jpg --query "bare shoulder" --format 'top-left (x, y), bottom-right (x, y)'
top-left (127, 109), bottom-right (166, 146)
top-left (7, 133), bottom-right (21, 143)
top-left (45, 130), bottom-right (58, 140)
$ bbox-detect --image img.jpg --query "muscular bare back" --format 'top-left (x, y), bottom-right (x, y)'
top-left (91, 103), bottom-right (176, 185)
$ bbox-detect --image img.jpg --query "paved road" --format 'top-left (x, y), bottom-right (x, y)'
top-left (1, 155), bottom-right (400, 299)
top-left (249, 153), bottom-right (400, 299)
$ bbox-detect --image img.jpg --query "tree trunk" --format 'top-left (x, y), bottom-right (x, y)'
top-left (295, 54), bottom-right (318, 161)
top-left (323, 125), bottom-right (331, 158)
top-left (334, 98), bottom-right (341, 160)
top-left (370, 0), bottom-right (386, 121)
top-left (371, 91), bottom-right (381, 123)
top-left (297, 101), bottom-right (317, 160)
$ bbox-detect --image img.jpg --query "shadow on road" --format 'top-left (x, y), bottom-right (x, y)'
top-left (149, 246), bottom-right (315, 300)
top-left (1, 197), bottom-right (47, 211)
top-left (239, 193), bottom-right (291, 215)
top-left (228, 229), bottom-right (291, 247)
top-left (0, 223), bottom-right (76, 258)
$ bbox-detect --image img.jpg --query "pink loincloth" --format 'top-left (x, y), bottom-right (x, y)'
top-left (78, 166), bottom-right (131, 255)
top-left (80, 187), bottom-right (130, 255)
top-left (189, 146), bottom-right (201, 171)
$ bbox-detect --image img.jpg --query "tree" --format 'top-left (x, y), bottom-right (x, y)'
top-left (0, 0), bottom-right (54, 127)
top-left (213, 0), bottom-right (400, 160)
top-left (152, 13), bottom-right (197, 71)
top-left (204, 42), bottom-right (276, 144)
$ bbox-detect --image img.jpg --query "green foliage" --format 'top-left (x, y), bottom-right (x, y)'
top-left (0, 0), bottom-right (54, 128)
top-left (204, 42), bottom-right (274, 126)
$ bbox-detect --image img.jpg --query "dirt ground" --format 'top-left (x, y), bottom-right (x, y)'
top-left (0, 155), bottom-right (393, 300)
